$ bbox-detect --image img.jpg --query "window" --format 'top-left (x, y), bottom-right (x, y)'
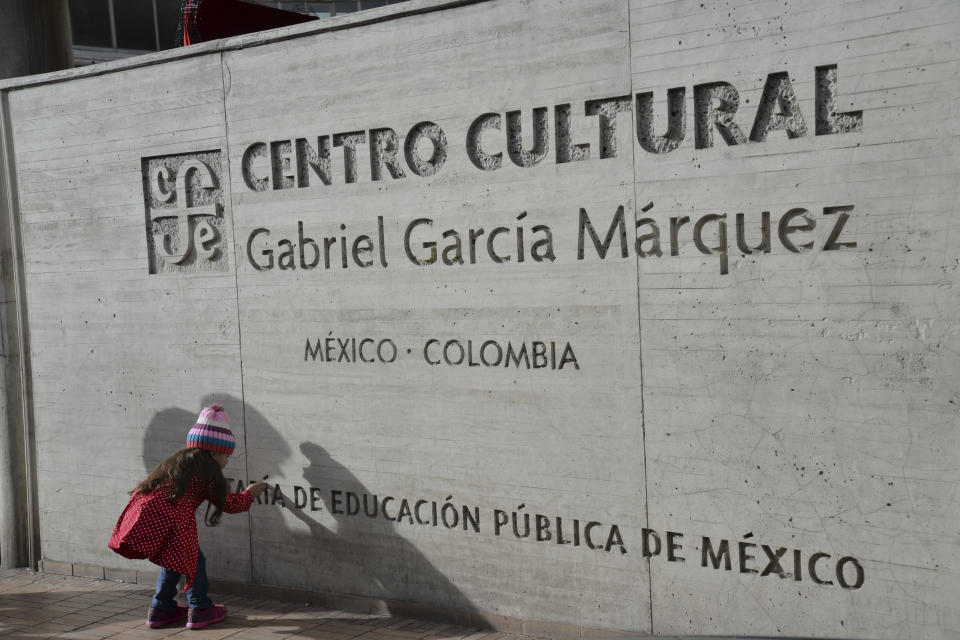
top-left (334, 1), bottom-right (359, 14)
top-left (68, 0), bottom-right (113, 48)
top-left (156, 0), bottom-right (183, 50)
top-left (255, 1), bottom-right (408, 17)
top-left (69, 0), bottom-right (183, 52)
top-left (114, 0), bottom-right (158, 50)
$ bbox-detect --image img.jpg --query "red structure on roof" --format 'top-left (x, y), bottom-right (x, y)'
top-left (181, 0), bottom-right (318, 46)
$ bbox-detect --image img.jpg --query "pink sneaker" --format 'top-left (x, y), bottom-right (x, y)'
top-left (186, 604), bottom-right (228, 630)
top-left (146, 604), bottom-right (188, 628)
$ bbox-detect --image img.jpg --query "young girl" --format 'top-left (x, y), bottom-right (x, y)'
top-left (109, 404), bottom-right (268, 630)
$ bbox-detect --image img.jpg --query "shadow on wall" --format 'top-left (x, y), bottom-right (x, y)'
top-left (142, 395), bottom-right (478, 619)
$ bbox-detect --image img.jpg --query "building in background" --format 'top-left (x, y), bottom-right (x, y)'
top-left (0, 1), bottom-right (73, 80)
top-left (68, 0), bottom-right (410, 65)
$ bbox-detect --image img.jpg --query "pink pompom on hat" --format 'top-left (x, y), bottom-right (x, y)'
top-left (186, 404), bottom-right (236, 454)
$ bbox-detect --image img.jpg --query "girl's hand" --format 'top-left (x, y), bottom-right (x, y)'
top-left (245, 482), bottom-right (269, 497)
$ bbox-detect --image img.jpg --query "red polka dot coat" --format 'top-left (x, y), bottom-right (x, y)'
top-left (109, 475), bottom-right (252, 590)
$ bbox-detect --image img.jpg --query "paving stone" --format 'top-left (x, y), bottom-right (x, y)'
top-left (0, 570), bottom-right (552, 640)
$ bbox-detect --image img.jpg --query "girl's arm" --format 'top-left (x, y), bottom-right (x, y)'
top-left (222, 481), bottom-right (268, 513)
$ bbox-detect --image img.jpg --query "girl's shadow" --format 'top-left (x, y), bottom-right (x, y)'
top-left (143, 396), bottom-right (478, 622)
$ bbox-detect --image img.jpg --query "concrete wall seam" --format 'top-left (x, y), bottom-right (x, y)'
top-left (0, 88), bottom-right (38, 570)
top-left (219, 48), bottom-right (258, 586)
top-left (622, 0), bottom-right (654, 632)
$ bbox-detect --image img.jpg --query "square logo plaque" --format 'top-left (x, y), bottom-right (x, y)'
top-left (142, 150), bottom-right (228, 274)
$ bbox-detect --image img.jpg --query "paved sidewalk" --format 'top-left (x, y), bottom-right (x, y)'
top-left (0, 569), bottom-right (544, 640)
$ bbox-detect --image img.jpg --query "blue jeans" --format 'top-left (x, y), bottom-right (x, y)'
top-left (151, 549), bottom-right (212, 610)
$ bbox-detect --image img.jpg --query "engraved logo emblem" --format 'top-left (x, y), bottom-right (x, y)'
top-left (142, 150), bottom-right (227, 274)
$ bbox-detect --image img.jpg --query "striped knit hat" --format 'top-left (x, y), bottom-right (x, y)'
top-left (186, 404), bottom-right (236, 454)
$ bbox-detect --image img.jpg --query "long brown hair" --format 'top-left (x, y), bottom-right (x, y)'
top-left (133, 447), bottom-right (228, 526)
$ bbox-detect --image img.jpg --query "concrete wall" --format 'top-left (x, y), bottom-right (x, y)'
top-left (0, 0), bottom-right (958, 637)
